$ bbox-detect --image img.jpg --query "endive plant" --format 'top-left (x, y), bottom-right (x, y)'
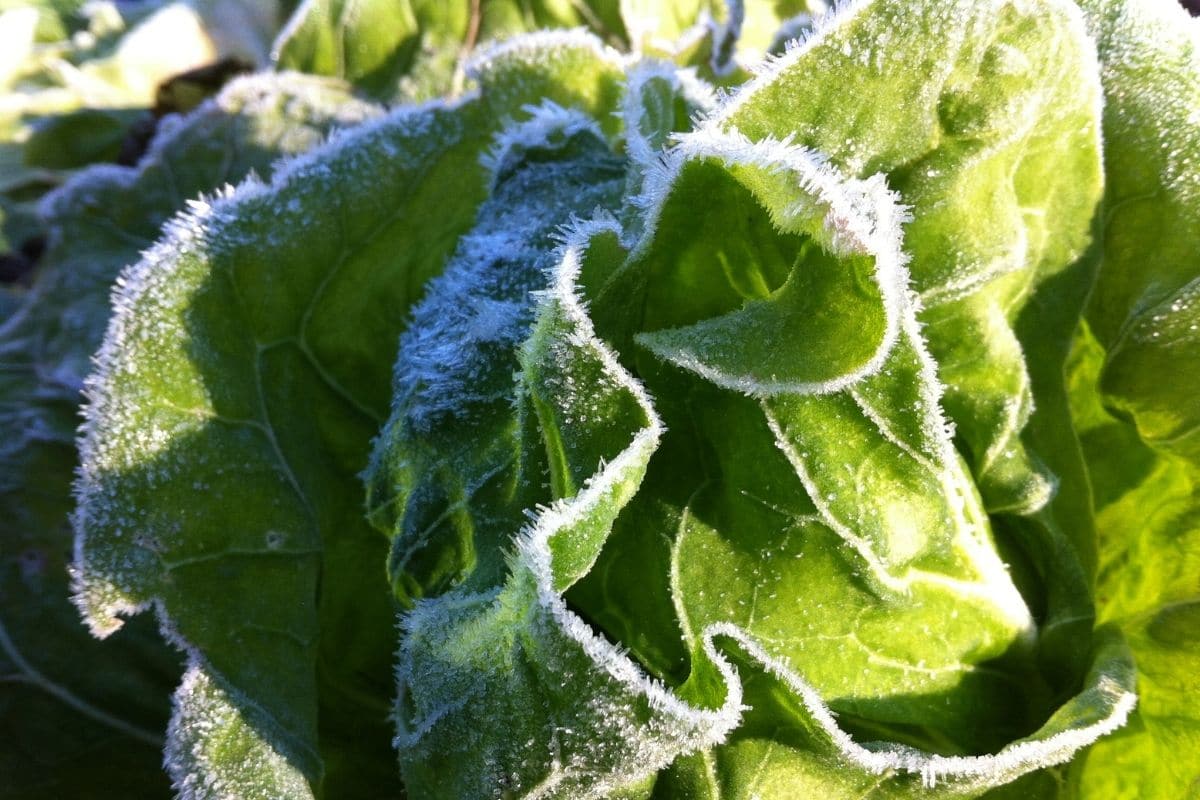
top-left (4, 0), bottom-right (1198, 797)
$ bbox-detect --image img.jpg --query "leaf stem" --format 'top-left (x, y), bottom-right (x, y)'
top-left (0, 617), bottom-right (163, 747)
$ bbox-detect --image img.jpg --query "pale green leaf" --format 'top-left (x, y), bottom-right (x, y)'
top-left (568, 3), bottom-right (1129, 796)
top-left (629, 132), bottom-right (907, 395)
top-left (574, 117), bottom-right (1130, 796)
top-left (701, 0), bottom-right (1107, 699)
top-left (1063, 3), bottom-right (1200, 796)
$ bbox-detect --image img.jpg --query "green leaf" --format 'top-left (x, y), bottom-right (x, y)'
top-left (703, 0), bottom-right (1107, 697)
top-left (573, 118), bottom-right (1130, 796)
top-left (22, 108), bottom-right (144, 169)
top-left (1071, 604), bottom-right (1200, 800)
top-left (1064, 325), bottom-right (1200, 800)
top-left (272, 0), bottom-right (424, 97)
top-left (713, 0), bottom-right (1105, 512)
top-left (74, 103), bottom-right (486, 799)
top-left (365, 106), bottom-right (626, 605)
top-left (620, 59), bottom-right (715, 199)
top-left (0, 72), bottom-right (369, 799)
top-left (1076, 0), bottom-right (1200, 464)
top-left (629, 133), bottom-right (908, 395)
top-left (466, 28), bottom-right (627, 135)
top-left (367, 101), bottom-right (729, 797)
top-left (49, 2), bottom-right (1194, 796)
top-left (0, 0), bottom-right (272, 278)
top-left (651, 625), bottom-right (1133, 799)
top-left (556, 3), bottom-right (1132, 796)
top-left (6, 72), bottom-right (376, 407)
top-left (273, 0), bottom-right (631, 100)
top-left (73, 32), bottom-right (629, 798)
top-left (0, 455), bottom-right (177, 800)
top-left (364, 31), bottom-right (630, 607)
top-left (390, 217), bottom-right (733, 799)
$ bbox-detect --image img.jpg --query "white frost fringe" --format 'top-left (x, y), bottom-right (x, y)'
top-left (630, 126), bottom-right (911, 397)
top-left (481, 100), bottom-right (606, 187)
top-left (465, 27), bottom-right (626, 81)
top-left (621, 59), bottom-right (717, 171)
